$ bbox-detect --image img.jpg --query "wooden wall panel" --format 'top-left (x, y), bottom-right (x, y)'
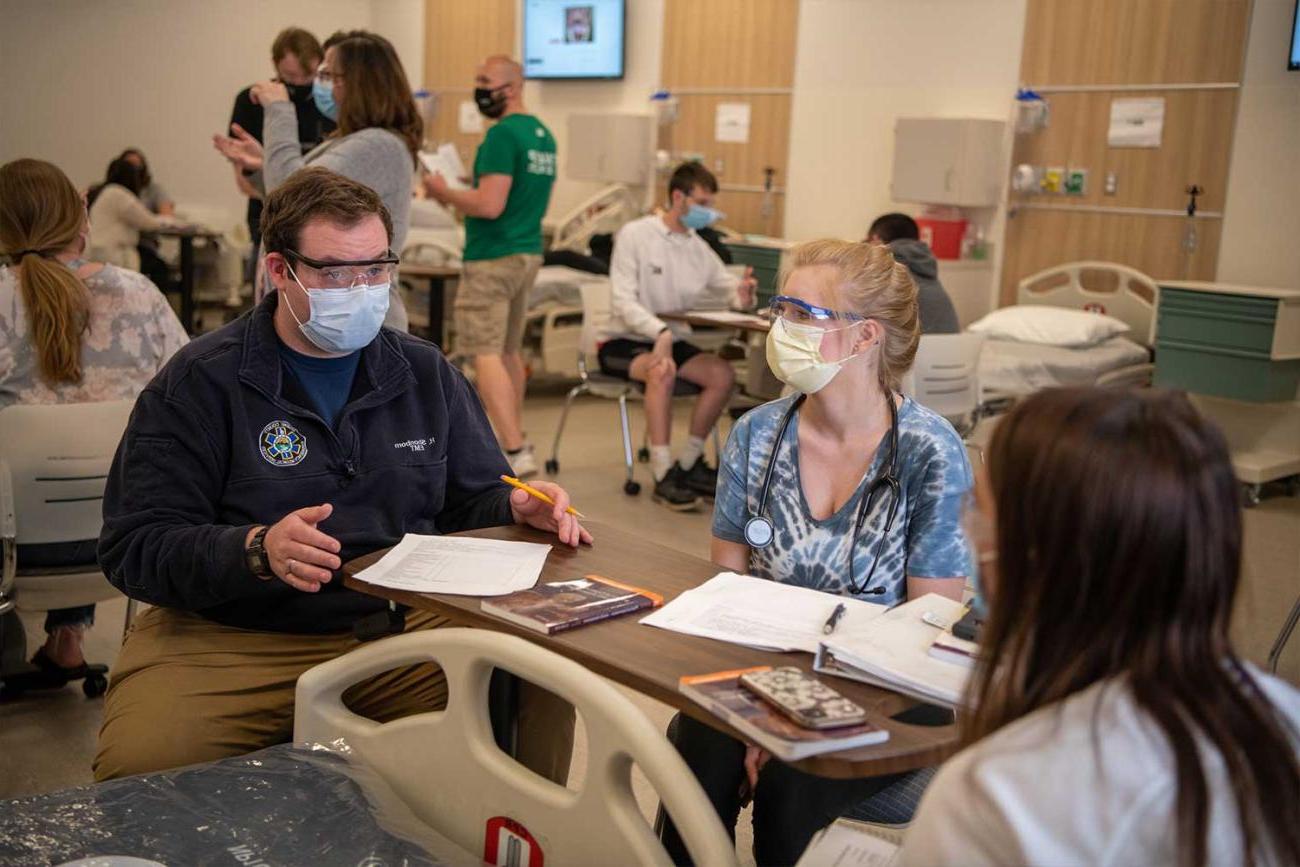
top-left (1020, 0), bottom-right (1250, 85)
top-left (715, 190), bottom-right (785, 240)
top-left (423, 0), bottom-right (515, 161)
top-left (1009, 89), bottom-right (1238, 211)
top-left (1000, 210), bottom-right (1222, 304)
top-left (658, 94), bottom-right (792, 188)
top-left (659, 0), bottom-right (798, 234)
top-left (661, 0), bottom-right (800, 89)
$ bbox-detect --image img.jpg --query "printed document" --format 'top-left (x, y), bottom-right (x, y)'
top-left (354, 534), bottom-right (550, 596)
top-left (640, 572), bottom-right (886, 652)
top-left (419, 143), bottom-right (471, 190)
top-left (795, 819), bottom-right (899, 867)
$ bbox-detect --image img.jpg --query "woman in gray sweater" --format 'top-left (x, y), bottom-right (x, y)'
top-left (215, 30), bottom-right (422, 331)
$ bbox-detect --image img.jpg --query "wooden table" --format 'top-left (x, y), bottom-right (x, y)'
top-left (660, 309), bottom-right (771, 333)
top-left (400, 262), bottom-right (461, 348)
top-left (344, 521), bottom-right (959, 779)
top-left (153, 226), bottom-right (223, 334)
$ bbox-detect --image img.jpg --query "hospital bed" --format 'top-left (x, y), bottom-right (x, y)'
top-left (0, 628), bottom-right (735, 866)
top-left (976, 261), bottom-right (1158, 400)
top-left (546, 183), bottom-right (640, 254)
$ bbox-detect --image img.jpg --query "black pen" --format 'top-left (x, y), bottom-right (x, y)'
top-left (822, 602), bottom-right (847, 635)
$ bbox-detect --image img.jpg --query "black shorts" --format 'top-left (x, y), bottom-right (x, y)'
top-left (597, 338), bottom-right (702, 379)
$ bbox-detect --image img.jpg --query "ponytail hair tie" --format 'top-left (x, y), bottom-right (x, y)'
top-left (11, 249), bottom-right (49, 259)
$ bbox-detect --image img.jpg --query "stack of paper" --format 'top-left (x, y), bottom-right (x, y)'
top-left (685, 309), bottom-right (770, 327)
top-left (816, 594), bottom-right (971, 707)
top-left (354, 534), bottom-right (550, 596)
top-left (640, 572), bottom-right (887, 652)
top-left (795, 819), bottom-right (900, 867)
top-left (418, 142), bottom-right (470, 190)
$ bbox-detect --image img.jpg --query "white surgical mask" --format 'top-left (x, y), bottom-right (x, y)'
top-left (285, 265), bottom-right (390, 354)
top-left (765, 317), bottom-right (866, 394)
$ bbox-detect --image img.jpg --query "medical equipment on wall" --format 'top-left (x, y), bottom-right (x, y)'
top-left (742, 392), bottom-right (901, 596)
top-left (1014, 89), bottom-right (1049, 133)
top-left (413, 89), bottom-right (439, 148)
top-left (549, 184), bottom-right (640, 254)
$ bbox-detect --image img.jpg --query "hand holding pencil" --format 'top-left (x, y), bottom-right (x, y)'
top-left (503, 475), bottom-right (592, 548)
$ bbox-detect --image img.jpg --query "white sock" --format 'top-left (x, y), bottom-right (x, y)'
top-left (677, 435), bottom-right (706, 470)
top-left (650, 445), bottom-right (673, 481)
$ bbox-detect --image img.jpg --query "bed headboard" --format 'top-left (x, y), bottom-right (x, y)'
top-left (1016, 261), bottom-right (1159, 346)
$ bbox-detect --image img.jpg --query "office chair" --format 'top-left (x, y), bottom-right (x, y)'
top-left (0, 400), bottom-right (136, 699)
top-left (296, 628), bottom-right (738, 866)
top-left (901, 333), bottom-right (987, 436)
top-left (547, 280), bottom-right (718, 496)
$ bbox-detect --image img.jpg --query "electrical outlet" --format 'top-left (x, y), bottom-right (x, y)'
top-left (1104, 171), bottom-right (1118, 195)
top-left (1065, 169), bottom-right (1087, 195)
top-left (1042, 166), bottom-right (1065, 194)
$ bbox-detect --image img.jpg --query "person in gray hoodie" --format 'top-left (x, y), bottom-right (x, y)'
top-left (866, 213), bottom-right (960, 334)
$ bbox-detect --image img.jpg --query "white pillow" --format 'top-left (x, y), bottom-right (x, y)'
top-left (968, 305), bottom-right (1129, 348)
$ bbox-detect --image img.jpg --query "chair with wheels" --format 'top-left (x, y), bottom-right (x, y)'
top-left (295, 627), bottom-right (738, 866)
top-left (547, 280), bottom-right (719, 496)
top-left (0, 400), bottom-right (137, 700)
top-left (900, 333), bottom-right (986, 436)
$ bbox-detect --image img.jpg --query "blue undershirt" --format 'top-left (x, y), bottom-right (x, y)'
top-left (278, 344), bottom-right (361, 427)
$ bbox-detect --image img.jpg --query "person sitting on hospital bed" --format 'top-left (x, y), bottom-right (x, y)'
top-left (866, 213), bottom-right (959, 334)
top-left (599, 162), bottom-right (756, 512)
top-left (898, 386), bottom-right (1300, 867)
top-left (659, 239), bottom-right (971, 865)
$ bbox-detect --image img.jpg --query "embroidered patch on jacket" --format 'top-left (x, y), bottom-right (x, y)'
top-left (259, 420), bottom-right (308, 467)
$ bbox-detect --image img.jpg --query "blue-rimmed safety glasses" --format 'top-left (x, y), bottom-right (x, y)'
top-left (285, 249), bottom-right (399, 290)
top-left (768, 295), bottom-right (865, 328)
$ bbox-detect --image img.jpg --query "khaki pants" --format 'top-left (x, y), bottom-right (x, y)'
top-left (94, 606), bottom-right (574, 783)
top-left (454, 254), bottom-right (543, 356)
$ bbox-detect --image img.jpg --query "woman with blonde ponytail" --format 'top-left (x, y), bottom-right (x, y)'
top-left (0, 158), bottom-right (187, 682)
top-left (660, 240), bottom-right (974, 865)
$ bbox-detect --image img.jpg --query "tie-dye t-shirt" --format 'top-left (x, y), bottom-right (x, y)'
top-left (0, 260), bottom-right (187, 410)
top-left (712, 394), bottom-right (972, 606)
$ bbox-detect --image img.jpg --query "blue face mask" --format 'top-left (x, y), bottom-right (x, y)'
top-left (681, 203), bottom-right (722, 230)
top-left (286, 266), bottom-right (389, 354)
top-left (312, 78), bottom-right (338, 121)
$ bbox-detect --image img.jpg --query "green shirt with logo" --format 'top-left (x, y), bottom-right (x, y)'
top-left (463, 113), bottom-right (557, 262)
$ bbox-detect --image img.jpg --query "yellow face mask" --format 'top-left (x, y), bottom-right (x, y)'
top-left (764, 317), bottom-right (866, 394)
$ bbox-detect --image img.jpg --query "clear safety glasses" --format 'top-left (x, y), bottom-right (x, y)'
top-left (768, 295), bottom-right (865, 329)
top-left (286, 249), bottom-right (399, 290)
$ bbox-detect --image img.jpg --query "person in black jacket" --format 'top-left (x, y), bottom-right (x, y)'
top-left (93, 167), bottom-right (588, 782)
top-left (227, 27), bottom-right (336, 279)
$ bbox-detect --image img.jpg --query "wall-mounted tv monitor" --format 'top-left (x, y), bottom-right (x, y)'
top-left (524, 0), bottom-right (626, 80)
top-left (1290, 0), bottom-right (1300, 69)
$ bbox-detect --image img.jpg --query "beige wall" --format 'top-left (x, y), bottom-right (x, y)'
top-left (1217, 0), bottom-right (1300, 289)
top-left (0, 0), bottom-right (421, 224)
top-left (785, 0), bottom-right (1026, 245)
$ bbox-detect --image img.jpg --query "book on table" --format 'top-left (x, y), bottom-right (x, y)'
top-left (678, 667), bottom-right (889, 762)
top-left (480, 574), bottom-right (663, 634)
top-left (815, 594), bottom-right (973, 708)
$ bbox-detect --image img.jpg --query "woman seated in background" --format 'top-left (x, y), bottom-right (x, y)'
top-left (117, 147), bottom-right (175, 292)
top-left (661, 239), bottom-right (972, 865)
top-left (86, 156), bottom-right (176, 283)
top-left (213, 29), bottom-right (420, 331)
top-left (900, 387), bottom-right (1300, 867)
top-left (0, 158), bottom-right (188, 679)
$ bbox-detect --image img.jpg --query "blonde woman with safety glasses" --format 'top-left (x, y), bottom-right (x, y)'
top-left (660, 239), bottom-right (972, 866)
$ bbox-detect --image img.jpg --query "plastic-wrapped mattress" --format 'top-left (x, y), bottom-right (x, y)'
top-left (0, 742), bottom-right (479, 867)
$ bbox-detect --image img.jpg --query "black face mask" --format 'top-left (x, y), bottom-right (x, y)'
top-left (285, 82), bottom-right (313, 102)
top-left (474, 85), bottom-right (507, 119)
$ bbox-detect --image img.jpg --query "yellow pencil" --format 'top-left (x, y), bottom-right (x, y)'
top-left (500, 475), bottom-right (586, 518)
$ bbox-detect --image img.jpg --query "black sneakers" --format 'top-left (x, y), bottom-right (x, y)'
top-left (653, 464), bottom-right (701, 511)
top-left (681, 456), bottom-right (719, 499)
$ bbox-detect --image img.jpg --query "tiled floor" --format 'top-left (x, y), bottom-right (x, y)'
top-left (2, 379), bottom-right (1298, 866)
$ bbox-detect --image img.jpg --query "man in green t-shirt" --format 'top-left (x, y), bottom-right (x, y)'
top-left (424, 55), bottom-right (556, 478)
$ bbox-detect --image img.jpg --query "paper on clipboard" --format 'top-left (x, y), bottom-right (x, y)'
top-left (419, 143), bottom-right (471, 190)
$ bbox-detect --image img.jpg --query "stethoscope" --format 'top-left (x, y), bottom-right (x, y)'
top-left (742, 391), bottom-right (902, 596)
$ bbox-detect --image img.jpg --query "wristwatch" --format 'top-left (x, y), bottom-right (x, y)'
top-left (245, 526), bottom-right (273, 578)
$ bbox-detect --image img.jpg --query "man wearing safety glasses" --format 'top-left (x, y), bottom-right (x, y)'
top-left (93, 168), bottom-right (584, 785)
